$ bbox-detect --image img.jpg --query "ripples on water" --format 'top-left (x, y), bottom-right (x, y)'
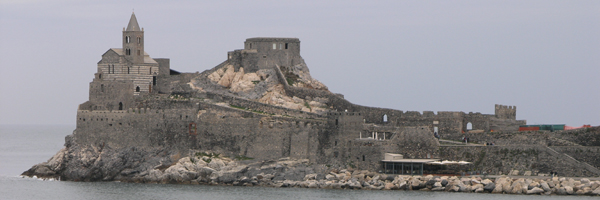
top-left (0, 125), bottom-right (595, 200)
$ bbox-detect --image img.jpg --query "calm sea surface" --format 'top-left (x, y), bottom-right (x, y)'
top-left (0, 125), bottom-right (594, 200)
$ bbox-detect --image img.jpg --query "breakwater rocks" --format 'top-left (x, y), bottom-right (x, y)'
top-left (124, 156), bottom-right (600, 196)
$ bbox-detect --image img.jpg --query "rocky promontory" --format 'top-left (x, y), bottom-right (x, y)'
top-left (23, 150), bottom-right (600, 196)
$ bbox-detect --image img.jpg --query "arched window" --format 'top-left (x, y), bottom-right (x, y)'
top-left (137, 37), bottom-right (141, 43)
top-left (126, 36), bottom-right (130, 43)
top-left (118, 102), bottom-right (123, 110)
top-left (100, 84), bottom-right (104, 92)
top-left (383, 114), bottom-right (388, 123)
top-left (135, 86), bottom-right (140, 92)
top-left (466, 122), bottom-right (473, 130)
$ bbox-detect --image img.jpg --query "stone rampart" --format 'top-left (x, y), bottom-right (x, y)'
top-left (440, 145), bottom-right (598, 177)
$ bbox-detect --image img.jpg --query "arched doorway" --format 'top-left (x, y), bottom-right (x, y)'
top-left (118, 102), bottom-right (123, 110)
top-left (466, 122), bottom-right (473, 130)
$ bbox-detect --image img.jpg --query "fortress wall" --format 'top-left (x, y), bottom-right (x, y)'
top-left (227, 50), bottom-right (260, 72)
top-left (154, 58), bottom-right (171, 94)
top-left (440, 145), bottom-right (597, 177)
top-left (321, 126), bottom-right (440, 171)
top-left (74, 99), bottom-right (327, 162)
top-left (88, 81), bottom-right (135, 110)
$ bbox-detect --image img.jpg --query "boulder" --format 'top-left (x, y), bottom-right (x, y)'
top-left (483, 182), bottom-right (495, 192)
top-left (510, 182), bottom-right (523, 194)
top-left (441, 179), bottom-right (448, 187)
top-left (591, 187), bottom-right (600, 195)
top-left (492, 184), bottom-right (503, 193)
top-left (556, 187), bottom-right (567, 195)
top-left (526, 187), bottom-right (544, 194)
top-left (575, 187), bottom-right (591, 195)
top-left (581, 178), bottom-right (591, 184)
top-left (471, 184), bottom-right (483, 192)
top-left (303, 173), bottom-right (317, 181)
top-left (335, 173), bottom-right (346, 181)
top-left (474, 188), bottom-right (484, 193)
top-left (565, 186), bottom-right (574, 195)
top-left (481, 179), bottom-right (493, 186)
top-left (528, 182), bottom-right (540, 190)
top-left (426, 179), bottom-right (437, 188)
top-left (384, 182), bottom-right (394, 190)
top-left (592, 181), bottom-right (600, 190)
top-left (523, 171), bottom-right (532, 176)
top-left (540, 182), bottom-right (551, 192)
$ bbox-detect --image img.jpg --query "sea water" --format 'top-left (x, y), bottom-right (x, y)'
top-left (0, 125), bottom-right (593, 200)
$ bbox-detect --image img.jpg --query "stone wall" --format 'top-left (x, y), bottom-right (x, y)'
top-left (440, 145), bottom-right (598, 177)
top-left (75, 98), bottom-right (328, 163)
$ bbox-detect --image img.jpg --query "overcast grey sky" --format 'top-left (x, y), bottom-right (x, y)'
top-left (1, 0), bottom-right (598, 126)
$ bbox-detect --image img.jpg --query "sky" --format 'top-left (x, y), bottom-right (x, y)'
top-left (0, 0), bottom-right (598, 126)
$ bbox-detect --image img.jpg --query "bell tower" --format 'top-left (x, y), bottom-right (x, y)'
top-left (123, 12), bottom-right (144, 64)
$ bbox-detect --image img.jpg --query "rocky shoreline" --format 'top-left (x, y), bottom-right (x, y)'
top-left (26, 154), bottom-right (599, 196)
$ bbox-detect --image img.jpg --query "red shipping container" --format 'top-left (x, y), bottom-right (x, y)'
top-left (519, 127), bottom-right (540, 131)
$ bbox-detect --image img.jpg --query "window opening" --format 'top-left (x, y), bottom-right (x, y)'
top-left (137, 37), bottom-right (141, 43)
top-left (153, 76), bottom-right (157, 86)
top-left (135, 86), bottom-right (140, 92)
top-left (273, 43), bottom-right (276, 49)
top-left (99, 74), bottom-right (102, 79)
top-left (126, 36), bottom-right (130, 43)
top-left (127, 67), bottom-right (130, 74)
top-left (101, 84), bottom-right (104, 92)
top-left (466, 122), bottom-right (473, 130)
top-left (363, 155), bottom-right (365, 161)
top-left (383, 114), bottom-right (388, 123)
top-left (285, 43), bottom-right (288, 49)
top-left (279, 43), bottom-right (282, 50)
top-left (118, 102), bottom-right (123, 110)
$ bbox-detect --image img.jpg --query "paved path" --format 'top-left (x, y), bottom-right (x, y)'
top-left (467, 174), bottom-right (600, 181)
top-left (438, 139), bottom-right (484, 146)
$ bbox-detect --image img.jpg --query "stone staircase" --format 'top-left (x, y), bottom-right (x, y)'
top-left (546, 146), bottom-right (600, 176)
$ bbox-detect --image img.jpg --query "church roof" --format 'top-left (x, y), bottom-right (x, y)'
top-left (101, 48), bottom-right (157, 64)
top-left (126, 13), bottom-right (141, 31)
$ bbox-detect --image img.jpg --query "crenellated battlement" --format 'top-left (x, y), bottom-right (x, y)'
top-left (495, 104), bottom-right (517, 120)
